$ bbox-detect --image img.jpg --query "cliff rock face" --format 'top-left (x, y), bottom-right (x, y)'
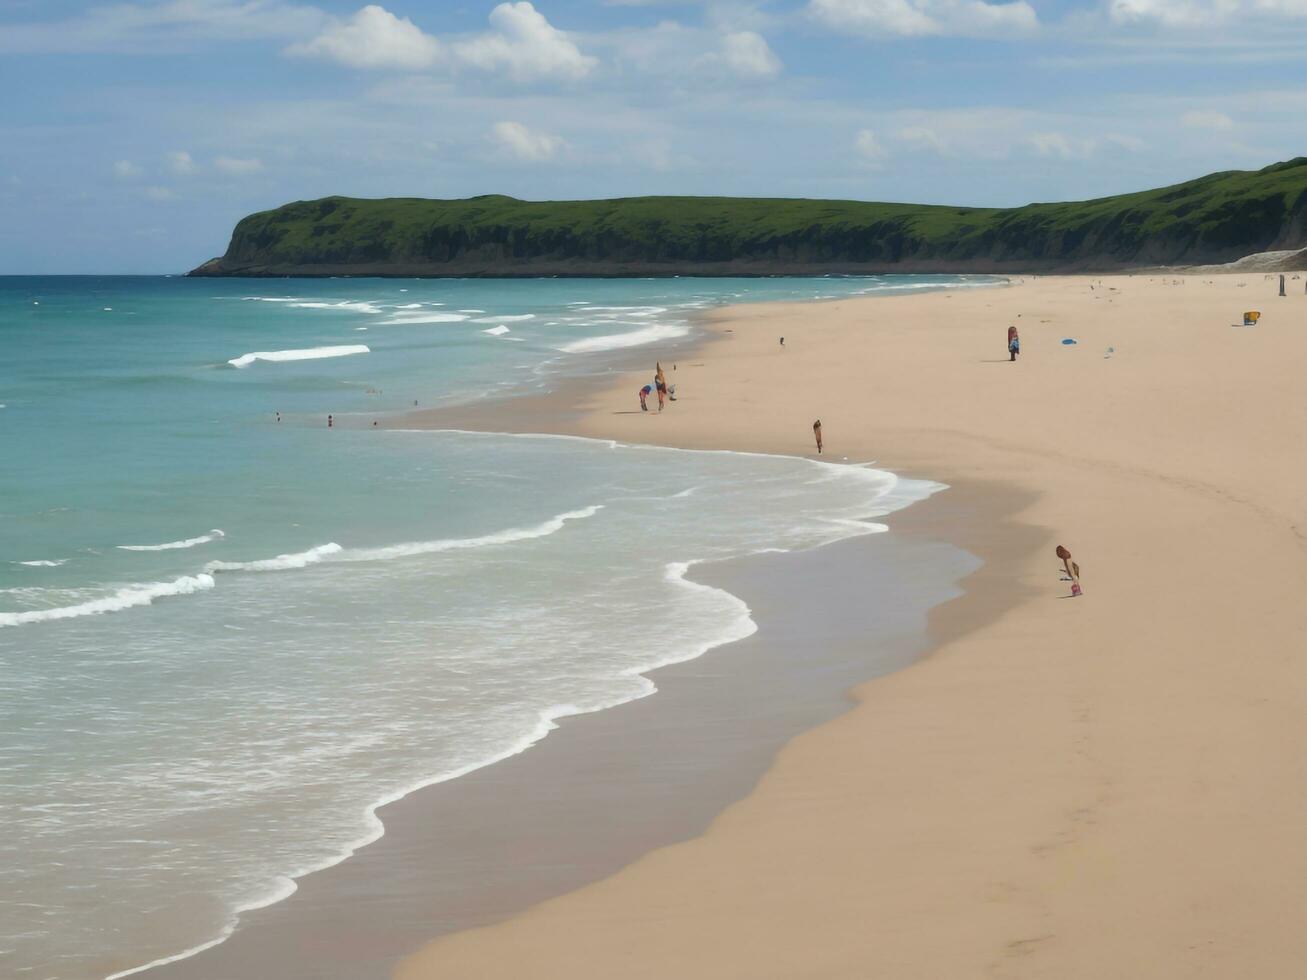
top-left (189, 159), bottom-right (1307, 278)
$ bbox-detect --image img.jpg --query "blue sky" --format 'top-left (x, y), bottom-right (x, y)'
top-left (2, 0), bottom-right (1304, 273)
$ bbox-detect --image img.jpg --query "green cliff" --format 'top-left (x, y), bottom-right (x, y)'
top-left (189, 158), bottom-right (1307, 277)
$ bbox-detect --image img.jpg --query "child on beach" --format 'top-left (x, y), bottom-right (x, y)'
top-left (813, 419), bottom-right (823, 454)
top-left (1008, 325), bottom-right (1020, 362)
top-left (639, 385), bottom-right (651, 411)
top-left (1056, 544), bottom-right (1082, 596)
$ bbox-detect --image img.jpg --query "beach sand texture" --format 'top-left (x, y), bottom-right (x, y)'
top-left (396, 273), bottom-right (1307, 979)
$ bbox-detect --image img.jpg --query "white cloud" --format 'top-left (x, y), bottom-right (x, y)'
top-left (718, 31), bottom-right (781, 77)
top-left (855, 128), bottom-right (888, 163)
top-left (1181, 110), bottom-right (1234, 129)
top-left (808, 0), bottom-right (1037, 38)
top-left (288, 5), bottom-right (441, 70)
top-left (896, 125), bottom-right (950, 154)
top-left (1029, 132), bottom-right (1095, 158)
top-left (166, 150), bottom-right (196, 175)
top-left (113, 160), bottom-right (143, 179)
top-left (456, 2), bottom-right (596, 82)
top-left (492, 120), bottom-right (564, 161)
top-left (144, 185), bottom-right (176, 201)
top-left (1107, 0), bottom-right (1307, 26)
top-left (214, 156), bottom-right (265, 175)
top-left (289, 2), bottom-right (595, 82)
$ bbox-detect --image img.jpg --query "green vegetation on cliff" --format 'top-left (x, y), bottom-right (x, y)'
top-left (191, 158), bottom-right (1307, 277)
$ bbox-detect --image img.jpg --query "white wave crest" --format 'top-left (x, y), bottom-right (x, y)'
top-left (0, 574), bottom-right (215, 628)
top-left (228, 346), bottom-right (369, 368)
top-left (482, 325), bottom-right (511, 336)
top-left (118, 529), bottom-right (225, 552)
top-left (339, 506), bottom-right (603, 562)
top-left (17, 559), bottom-right (67, 567)
top-left (583, 306), bottom-right (668, 317)
top-left (198, 508), bottom-right (599, 576)
top-left (204, 543), bottom-right (342, 574)
top-left (471, 314), bottom-right (534, 323)
top-left (557, 323), bottom-right (689, 354)
top-left (382, 313), bottom-right (469, 325)
top-left (288, 301), bottom-right (383, 314)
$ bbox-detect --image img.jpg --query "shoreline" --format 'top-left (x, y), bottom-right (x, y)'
top-left (80, 277), bottom-right (995, 980)
top-left (396, 271), bottom-right (1307, 979)
top-left (129, 445), bottom-right (988, 980)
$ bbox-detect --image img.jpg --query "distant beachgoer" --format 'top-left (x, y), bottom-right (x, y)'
top-left (275, 412), bottom-right (281, 422)
top-left (1056, 544), bottom-right (1082, 596)
top-left (1008, 325), bottom-right (1020, 362)
top-left (813, 419), bottom-right (823, 455)
top-left (780, 336), bottom-right (785, 348)
top-left (372, 420), bottom-right (378, 427)
top-left (639, 385), bottom-right (651, 412)
top-left (327, 415), bottom-right (333, 428)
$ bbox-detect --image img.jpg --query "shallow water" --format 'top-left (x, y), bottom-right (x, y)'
top-left (0, 274), bottom-right (993, 979)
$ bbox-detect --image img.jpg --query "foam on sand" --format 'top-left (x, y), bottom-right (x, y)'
top-left (0, 574), bottom-right (215, 628)
top-left (557, 323), bottom-right (690, 353)
top-left (118, 530), bottom-right (225, 552)
top-left (227, 346), bottom-right (370, 368)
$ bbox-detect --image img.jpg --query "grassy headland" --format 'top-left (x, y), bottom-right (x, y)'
top-left (190, 158), bottom-right (1307, 277)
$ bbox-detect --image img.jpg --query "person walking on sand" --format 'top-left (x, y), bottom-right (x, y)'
top-left (1056, 544), bottom-right (1082, 596)
top-left (1008, 325), bottom-right (1020, 362)
top-left (654, 363), bottom-right (668, 409)
top-left (813, 419), bottom-right (823, 455)
top-left (639, 384), bottom-right (651, 412)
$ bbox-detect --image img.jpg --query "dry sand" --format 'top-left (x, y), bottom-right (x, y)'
top-left (396, 272), bottom-right (1307, 979)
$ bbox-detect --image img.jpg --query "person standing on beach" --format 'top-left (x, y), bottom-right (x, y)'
top-left (1056, 544), bottom-right (1082, 596)
top-left (639, 385), bottom-right (651, 412)
top-left (1008, 325), bottom-right (1020, 362)
top-left (327, 414), bottom-right (333, 428)
top-left (813, 419), bottom-right (823, 455)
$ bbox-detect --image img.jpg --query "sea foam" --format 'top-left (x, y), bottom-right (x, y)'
top-left (227, 346), bottom-right (370, 368)
top-left (118, 530), bottom-right (225, 552)
top-left (557, 323), bottom-right (689, 353)
top-left (0, 574), bottom-right (215, 628)
top-left (205, 543), bottom-right (342, 573)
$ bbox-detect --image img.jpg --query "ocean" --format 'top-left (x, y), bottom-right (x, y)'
top-left (0, 274), bottom-right (993, 979)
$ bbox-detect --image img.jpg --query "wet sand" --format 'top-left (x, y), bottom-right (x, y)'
top-left (132, 474), bottom-right (999, 979)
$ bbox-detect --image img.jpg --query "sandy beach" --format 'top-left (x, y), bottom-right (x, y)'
top-left (391, 272), bottom-right (1307, 978)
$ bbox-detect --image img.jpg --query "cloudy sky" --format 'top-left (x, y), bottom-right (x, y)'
top-left (2, 0), bottom-right (1304, 272)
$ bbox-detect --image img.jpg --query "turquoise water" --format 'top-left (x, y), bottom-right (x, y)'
top-left (0, 275), bottom-right (992, 979)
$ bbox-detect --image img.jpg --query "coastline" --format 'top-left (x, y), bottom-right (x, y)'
top-left (121, 281), bottom-right (1005, 980)
top-left (128, 456), bottom-right (989, 980)
top-left (396, 272), bottom-right (1307, 978)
